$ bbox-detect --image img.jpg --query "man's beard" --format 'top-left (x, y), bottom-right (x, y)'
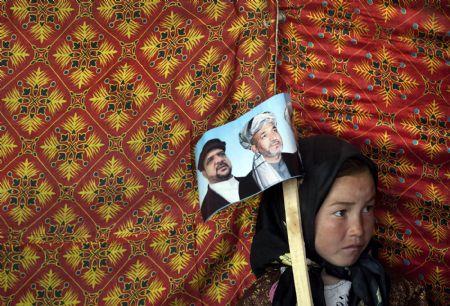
top-left (265, 140), bottom-right (282, 158)
top-left (215, 163), bottom-right (232, 180)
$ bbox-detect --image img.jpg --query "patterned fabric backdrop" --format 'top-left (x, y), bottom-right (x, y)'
top-left (278, 0), bottom-right (449, 305)
top-left (0, 0), bottom-right (448, 305)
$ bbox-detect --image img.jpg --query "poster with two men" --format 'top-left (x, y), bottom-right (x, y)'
top-left (195, 93), bottom-right (303, 221)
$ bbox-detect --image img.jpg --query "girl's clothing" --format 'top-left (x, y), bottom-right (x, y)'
top-left (324, 280), bottom-right (351, 306)
top-left (238, 267), bottom-right (428, 306)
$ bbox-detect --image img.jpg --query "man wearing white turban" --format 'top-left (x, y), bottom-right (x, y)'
top-left (239, 112), bottom-right (302, 189)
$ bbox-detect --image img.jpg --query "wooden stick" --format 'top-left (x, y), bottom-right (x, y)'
top-left (282, 178), bottom-right (313, 305)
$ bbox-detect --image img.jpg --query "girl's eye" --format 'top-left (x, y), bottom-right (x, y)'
top-left (363, 205), bottom-right (374, 213)
top-left (334, 210), bottom-right (346, 217)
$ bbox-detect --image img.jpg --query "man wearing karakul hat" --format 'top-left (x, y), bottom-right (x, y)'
top-left (198, 138), bottom-right (260, 221)
top-left (239, 111), bottom-right (302, 190)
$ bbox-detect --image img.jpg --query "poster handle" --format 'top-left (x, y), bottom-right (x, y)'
top-left (282, 178), bottom-right (313, 306)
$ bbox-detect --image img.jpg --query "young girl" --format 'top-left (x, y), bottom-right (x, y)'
top-left (239, 135), bottom-right (427, 306)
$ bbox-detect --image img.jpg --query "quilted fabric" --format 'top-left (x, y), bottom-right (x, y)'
top-left (0, 0), bottom-right (448, 305)
top-left (277, 1), bottom-right (449, 305)
top-left (0, 1), bottom-right (276, 304)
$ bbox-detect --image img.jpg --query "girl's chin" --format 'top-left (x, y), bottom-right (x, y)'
top-left (328, 255), bottom-right (360, 267)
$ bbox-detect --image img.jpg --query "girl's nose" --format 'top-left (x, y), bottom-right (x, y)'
top-left (349, 215), bottom-right (364, 237)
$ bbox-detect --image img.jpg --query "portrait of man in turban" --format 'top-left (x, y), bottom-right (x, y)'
top-left (239, 111), bottom-right (302, 190)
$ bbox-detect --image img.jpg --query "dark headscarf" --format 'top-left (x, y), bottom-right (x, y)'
top-left (251, 134), bottom-right (389, 306)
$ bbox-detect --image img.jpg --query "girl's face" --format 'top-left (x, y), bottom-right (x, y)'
top-left (314, 170), bottom-right (376, 267)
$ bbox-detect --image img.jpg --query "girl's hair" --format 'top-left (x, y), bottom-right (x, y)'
top-left (336, 157), bottom-right (371, 178)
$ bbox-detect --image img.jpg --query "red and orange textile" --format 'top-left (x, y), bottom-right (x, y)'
top-left (0, 0), bottom-right (448, 305)
top-left (278, 1), bottom-right (449, 305)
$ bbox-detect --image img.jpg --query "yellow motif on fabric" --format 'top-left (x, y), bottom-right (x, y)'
top-left (151, 213), bottom-right (210, 273)
top-left (0, 243), bottom-right (39, 291)
top-left (0, 132), bottom-right (17, 161)
top-left (192, 0), bottom-right (229, 21)
top-left (176, 46), bottom-right (234, 115)
top-left (2, 68), bottom-right (66, 134)
top-left (127, 104), bottom-right (188, 171)
top-left (310, 80), bottom-right (372, 136)
top-left (422, 76), bottom-right (444, 97)
top-left (230, 81), bottom-right (257, 118)
top-left (401, 100), bottom-right (449, 159)
top-left (97, 0), bottom-right (159, 39)
top-left (0, 22), bottom-right (29, 82)
top-left (189, 239), bottom-right (248, 303)
top-left (90, 63), bottom-right (153, 131)
top-left (426, 244), bottom-right (448, 265)
top-left (40, 113), bottom-right (104, 181)
top-left (141, 11), bottom-right (205, 78)
top-left (64, 241), bottom-right (126, 288)
top-left (0, 159), bottom-right (55, 225)
top-left (103, 260), bottom-right (166, 305)
top-left (258, 58), bottom-right (275, 83)
top-left (114, 195), bottom-right (177, 238)
top-left (405, 184), bottom-right (449, 242)
top-left (167, 165), bottom-right (197, 208)
top-left (376, 0), bottom-right (413, 22)
top-left (308, 0), bottom-right (368, 54)
top-left (376, 211), bottom-right (423, 266)
top-left (17, 269), bottom-right (80, 305)
top-left (400, 14), bottom-right (448, 74)
top-left (228, 1), bottom-right (269, 57)
top-left (280, 23), bottom-right (325, 83)
top-left (28, 204), bottom-right (91, 244)
top-left (213, 106), bottom-right (235, 128)
top-left (10, 0), bottom-right (74, 43)
top-left (354, 46), bottom-right (418, 106)
top-left (362, 132), bottom-right (416, 189)
top-left (78, 156), bottom-right (143, 222)
top-left (234, 196), bottom-right (260, 234)
top-left (53, 22), bottom-right (117, 89)
top-left (426, 267), bottom-right (449, 306)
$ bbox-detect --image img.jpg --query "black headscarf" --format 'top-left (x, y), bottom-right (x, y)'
top-left (251, 134), bottom-right (390, 306)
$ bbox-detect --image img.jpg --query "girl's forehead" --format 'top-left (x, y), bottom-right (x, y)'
top-left (321, 172), bottom-right (376, 204)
